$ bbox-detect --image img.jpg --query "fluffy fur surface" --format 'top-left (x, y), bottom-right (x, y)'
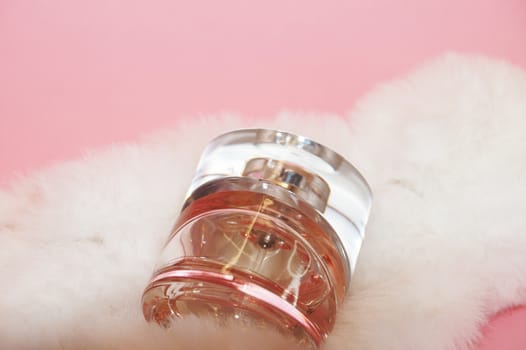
top-left (1, 54), bottom-right (526, 350)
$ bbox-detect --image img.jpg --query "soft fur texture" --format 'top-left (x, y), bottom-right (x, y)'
top-left (1, 54), bottom-right (526, 350)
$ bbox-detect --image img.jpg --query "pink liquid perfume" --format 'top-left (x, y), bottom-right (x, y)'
top-left (142, 129), bottom-right (372, 348)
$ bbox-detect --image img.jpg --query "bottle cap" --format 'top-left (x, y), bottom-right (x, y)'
top-left (189, 129), bottom-right (372, 282)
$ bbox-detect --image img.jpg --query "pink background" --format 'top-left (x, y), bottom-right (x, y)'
top-left (1, 0), bottom-right (525, 348)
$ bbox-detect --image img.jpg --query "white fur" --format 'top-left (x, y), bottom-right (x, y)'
top-left (1, 54), bottom-right (526, 350)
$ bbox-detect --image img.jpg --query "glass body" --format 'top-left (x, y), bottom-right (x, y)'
top-left (142, 129), bottom-right (372, 348)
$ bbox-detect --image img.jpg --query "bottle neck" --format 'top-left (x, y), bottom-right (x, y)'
top-left (242, 158), bottom-right (330, 213)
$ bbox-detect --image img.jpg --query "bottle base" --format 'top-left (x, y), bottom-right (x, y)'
top-left (142, 259), bottom-right (323, 348)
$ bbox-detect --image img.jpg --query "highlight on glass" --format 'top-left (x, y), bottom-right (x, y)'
top-left (141, 129), bottom-right (372, 348)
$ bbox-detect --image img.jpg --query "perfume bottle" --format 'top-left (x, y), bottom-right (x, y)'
top-left (142, 129), bottom-right (372, 348)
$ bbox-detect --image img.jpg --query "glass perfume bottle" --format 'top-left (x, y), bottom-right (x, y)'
top-left (142, 129), bottom-right (372, 348)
